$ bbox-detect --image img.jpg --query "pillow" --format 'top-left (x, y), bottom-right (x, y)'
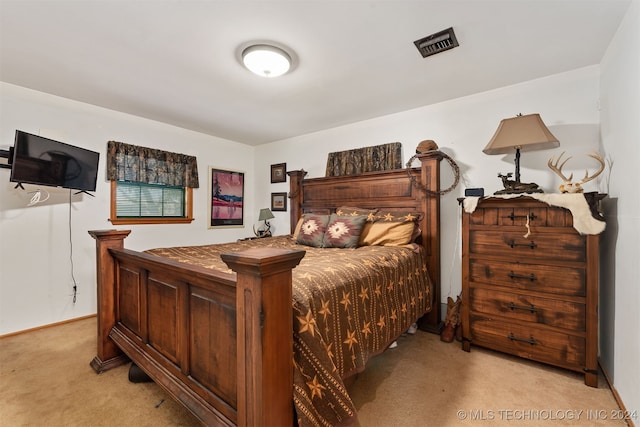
top-left (359, 211), bottom-right (423, 246)
top-left (296, 214), bottom-right (330, 247)
top-left (376, 211), bottom-right (423, 223)
top-left (304, 208), bottom-right (332, 215)
top-left (292, 216), bottom-right (305, 240)
top-left (323, 214), bottom-right (368, 248)
top-left (335, 206), bottom-right (378, 219)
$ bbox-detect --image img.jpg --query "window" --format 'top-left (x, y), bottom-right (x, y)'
top-left (106, 141), bottom-right (199, 225)
top-left (110, 181), bottom-right (193, 225)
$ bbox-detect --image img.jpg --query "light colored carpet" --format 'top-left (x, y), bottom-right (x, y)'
top-left (0, 317), bottom-right (625, 426)
top-left (348, 331), bottom-right (625, 426)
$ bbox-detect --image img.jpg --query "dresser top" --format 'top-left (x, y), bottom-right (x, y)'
top-left (461, 193), bottom-right (606, 235)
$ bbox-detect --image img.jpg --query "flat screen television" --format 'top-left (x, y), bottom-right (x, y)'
top-left (9, 130), bottom-right (100, 193)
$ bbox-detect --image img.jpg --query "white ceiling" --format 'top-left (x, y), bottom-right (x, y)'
top-left (0, 0), bottom-right (631, 146)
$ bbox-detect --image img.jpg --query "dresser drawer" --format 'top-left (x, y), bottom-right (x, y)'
top-left (469, 205), bottom-right (574, 228)
top-left (469, 287), bottom-right (586, 331)
top-left (469, 259), bottom-right (586, 296)
top-left (469, 315), bottom-right (586, 367)
top-left (469, 230), bottom-right (586, 262)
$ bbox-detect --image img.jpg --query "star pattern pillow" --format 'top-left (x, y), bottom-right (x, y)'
top-left (335, 206), bottom-right (378, 218)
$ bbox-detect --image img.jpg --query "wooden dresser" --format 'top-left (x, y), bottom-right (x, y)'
top-left (460, 196), bottom-right (603, 387)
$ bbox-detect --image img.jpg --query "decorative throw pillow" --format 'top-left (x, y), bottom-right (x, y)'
top-left (376, 211), bottom-right (422, 223)
top-left (296, 214), bottom-right (330, 247)
top-left (359, 211), bottom-right (423, 246)
top-left (335, 206), bottom-right (378, 219)
top-left (323, 214), bottom-right (368, 248)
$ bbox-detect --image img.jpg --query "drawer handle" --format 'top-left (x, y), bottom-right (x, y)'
top-left (508, 302), bottom-right (537, 313)
top-left (508, 240), bottom-right (537, 249)
top-left (507, 271), bottom-right (537, 281)
top-left (508, 333), bottom-right (536, 345)
top-left (504, 212), bottom-right (537, 221)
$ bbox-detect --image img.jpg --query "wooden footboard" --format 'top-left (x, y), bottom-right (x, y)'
top-left (89, 230), bottom-right (305, 426)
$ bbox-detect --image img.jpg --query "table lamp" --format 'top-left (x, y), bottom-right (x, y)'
top-left (483, 113), bottom-right (559, 194)
top-left (254, 208), bottom-right (275, 237)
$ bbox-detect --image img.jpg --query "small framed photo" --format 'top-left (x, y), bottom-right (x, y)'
top-left (271, 192), bottom-right (287, 212)
top-left (270, 163), bottom-right (287, 183)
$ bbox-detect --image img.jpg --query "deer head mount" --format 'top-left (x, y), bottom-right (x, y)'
top-left (548, 151), bottom-right (605, 193)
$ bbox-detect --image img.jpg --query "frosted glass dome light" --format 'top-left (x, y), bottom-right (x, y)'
top-left (242, 44), bottom-right (291, 78)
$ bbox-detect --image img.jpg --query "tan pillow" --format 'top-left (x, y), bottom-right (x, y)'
top-left (359, 211), bottom-right (423, 246)
top-left (292, 217), bottom-right (304, 240)
top-left (359, 221), bottom-right (416, 246)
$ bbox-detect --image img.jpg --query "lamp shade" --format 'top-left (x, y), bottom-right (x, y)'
top-left (483, 113), bottom-right (559, 154)
top-left (258, 208), bottom-right (275, 221)
top-left (242, 44), bottom-right (291, 78)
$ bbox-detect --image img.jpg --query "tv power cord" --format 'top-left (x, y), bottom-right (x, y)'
top-left (27, 189), bottom-right (50, 206)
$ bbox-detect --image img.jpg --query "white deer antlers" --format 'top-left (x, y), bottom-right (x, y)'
top-left (548, 151), bottom-right (605, 193)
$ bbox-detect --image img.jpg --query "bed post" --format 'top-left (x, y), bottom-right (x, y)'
top-left (88, 229), bottom-right (132, 373)
top-left (416, 152), bottom-right (443, 333)
top-left (222, 248), bottom-right (305, 427)
top-left (288, 169), bottom-right (307, 233)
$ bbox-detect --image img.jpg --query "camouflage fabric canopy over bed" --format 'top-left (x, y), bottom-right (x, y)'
top-left (147, 235), bottom-right (432, 427)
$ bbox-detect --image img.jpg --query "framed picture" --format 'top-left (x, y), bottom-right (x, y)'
top-left (271, 192), bottom-right (287, 212)
top-left (270, 163), bottom-right (287, 183)
top-left (209, 167), bottom-right (244, 228)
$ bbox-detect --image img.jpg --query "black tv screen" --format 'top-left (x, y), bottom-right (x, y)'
top-left (10, 130), bottom-right (100, 192)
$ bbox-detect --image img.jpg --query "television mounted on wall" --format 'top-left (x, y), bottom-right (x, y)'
top-left (9, 130), bottom-right (100, 193)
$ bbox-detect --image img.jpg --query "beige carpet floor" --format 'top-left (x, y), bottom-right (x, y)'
top-left (0, 317), bottom-right (626, 426)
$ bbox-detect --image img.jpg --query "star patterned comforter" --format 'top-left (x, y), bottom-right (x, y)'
top-left (146, 235), bottom-right (432, 427)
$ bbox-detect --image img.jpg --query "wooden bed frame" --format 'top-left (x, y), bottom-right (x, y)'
top-left (88, 152), bottom-right (442, 427)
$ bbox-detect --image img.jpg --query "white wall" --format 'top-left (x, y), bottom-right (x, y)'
top-left (0, 82), bottom-right (256, 335)
top-left (599, 0), bottom-right (640, 415)
top-left (256, 65), bottom-right (602, 307)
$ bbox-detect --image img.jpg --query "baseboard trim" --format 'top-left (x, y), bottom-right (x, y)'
top-left (0, 314), bottom-right (96, 339)
top-left (599, 361), bottom-right (636, 427)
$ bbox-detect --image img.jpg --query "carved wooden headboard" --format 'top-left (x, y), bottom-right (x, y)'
top-left (288, 152), bottom-right (443, 332)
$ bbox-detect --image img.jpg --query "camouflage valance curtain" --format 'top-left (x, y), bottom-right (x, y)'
top-left (106, 141), bottom-right (199, 188)
top-left (325, 142), bottom-right (402, 177)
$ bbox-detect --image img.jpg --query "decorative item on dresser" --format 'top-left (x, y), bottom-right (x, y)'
top-left (483, 113), bottom-right (560, 194)
top-left (548, 151), bottom-right (606, 194)
top-left (460, 193), bottom-right (606, 387)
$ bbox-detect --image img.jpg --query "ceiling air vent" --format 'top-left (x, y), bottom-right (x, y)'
top-left (414, 27), bottom-right (459, 58)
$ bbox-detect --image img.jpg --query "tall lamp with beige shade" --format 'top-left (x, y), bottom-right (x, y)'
top-left (484, 113), bottom-right (559, 194)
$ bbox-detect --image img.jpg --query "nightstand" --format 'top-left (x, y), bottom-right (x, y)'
top-left (238, 235), bottom-right (271, 241)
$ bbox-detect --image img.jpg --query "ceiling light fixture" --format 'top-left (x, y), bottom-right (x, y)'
top-left (241, 44), bottom-right (292, 78)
